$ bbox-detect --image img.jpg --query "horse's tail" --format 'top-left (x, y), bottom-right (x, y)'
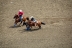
top-left (41, 22), bottom-right (45, 25)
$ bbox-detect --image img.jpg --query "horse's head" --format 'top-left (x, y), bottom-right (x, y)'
top-left (25, 17), bottom-right (32, 26)
top-left (13, 14), bottom-right (19, 19)
top-left (26, 17), bottom-right (29, 20)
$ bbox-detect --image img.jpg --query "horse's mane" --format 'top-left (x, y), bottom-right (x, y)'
top-left (14, 14), bottom-right (19, 19)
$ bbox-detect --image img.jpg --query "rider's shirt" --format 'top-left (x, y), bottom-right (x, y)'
top-left (18, 11), bottom-right (24, 16)
top-left (18, 11), bottom-right (24, 21)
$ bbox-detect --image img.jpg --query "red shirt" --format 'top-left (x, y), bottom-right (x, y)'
top-left (18, 11), bottom-right (24, 16)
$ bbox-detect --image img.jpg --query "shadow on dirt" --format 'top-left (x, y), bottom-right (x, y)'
top-left (20, 28), bottom-right (41, 33)
top-left (25, 28), bottom-right (41, 31)
top-left (9, 25), bottom-right (21, 28)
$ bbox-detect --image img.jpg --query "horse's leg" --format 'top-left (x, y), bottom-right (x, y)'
top-left (19, 17), bottom-right (23, 26)
top-left (23, 21), bottom-right (26, 25)
top-left (14, 21), bottom-right (17, 26)
top-left (35, 23), bottom-right (37, 27)
top-left (39, 25), bottom-right (41, 29)
top-left (38, 24), bottom-right (41, 29)
top-left (30, 25), bottom-right (32, 28)
top-left (19, 21), bottom-right (22, 26)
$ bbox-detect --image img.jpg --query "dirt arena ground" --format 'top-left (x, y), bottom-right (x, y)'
top-left (0, 0), bottom-right (72, 48)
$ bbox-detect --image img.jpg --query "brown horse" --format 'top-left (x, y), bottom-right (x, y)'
top-left (13, 14), bottom-right (28, 26)
top-left (26, 17), bottom-right (45, 30)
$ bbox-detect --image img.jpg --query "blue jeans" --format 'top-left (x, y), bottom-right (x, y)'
top-left (19, 15), bottom-right (22, 22)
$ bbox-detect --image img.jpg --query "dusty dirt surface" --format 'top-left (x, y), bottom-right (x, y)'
top-left (0, 0), bottom-right (72, 48)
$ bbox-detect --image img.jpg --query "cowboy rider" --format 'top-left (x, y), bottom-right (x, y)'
top-left (18, 9), bottom-right (24, 22)
top-left (30, 16), bottom-right (37, 27)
